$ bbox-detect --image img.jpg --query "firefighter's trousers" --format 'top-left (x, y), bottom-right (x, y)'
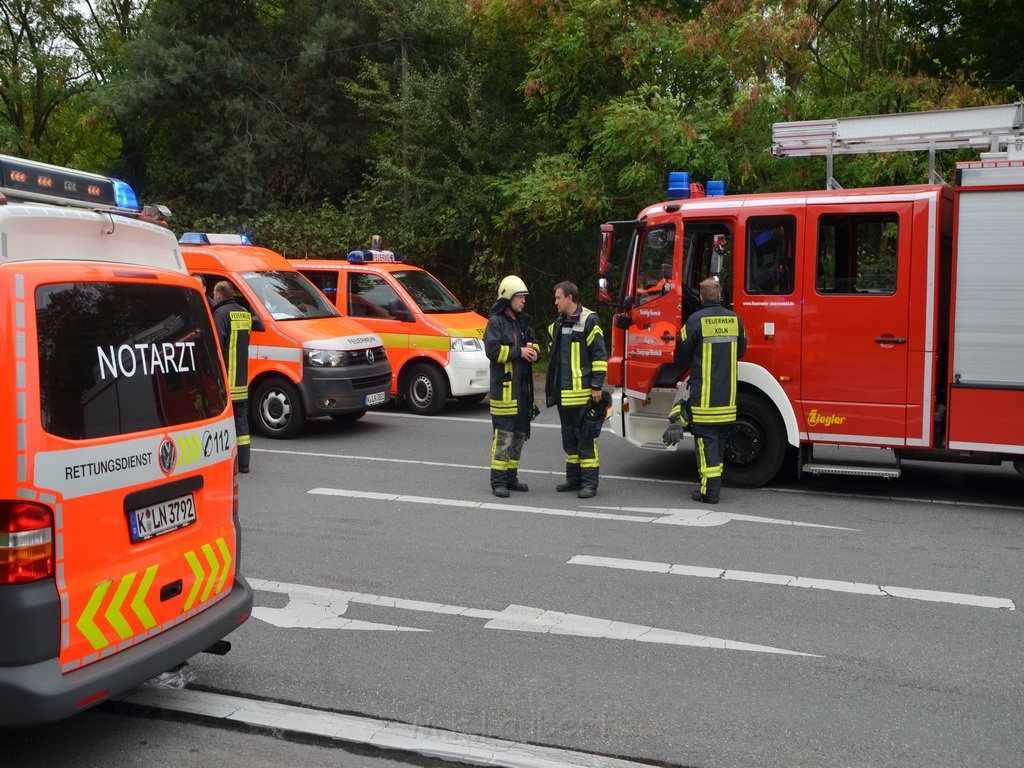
top-left (557, 405), bottom-right (599, 490)
top-left (233, 398), bottom-right (251, 472)
top-left (691, 421), bottom-right (726, 501)
top-left (490, 427), bottom-right (526, 491)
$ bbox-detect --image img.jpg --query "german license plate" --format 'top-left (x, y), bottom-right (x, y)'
top-left (129, 494), bottom-right (196, 543)
top-left (365, 391), bottom-right (387, 407)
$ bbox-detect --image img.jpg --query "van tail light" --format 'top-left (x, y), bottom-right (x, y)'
top-left (0, 501), bottom-right (54, 584)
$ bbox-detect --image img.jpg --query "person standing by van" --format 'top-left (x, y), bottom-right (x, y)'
top-left (484, 275), bottom-right (538, 497)
top-left (212, 281), bottom-right (264, 473)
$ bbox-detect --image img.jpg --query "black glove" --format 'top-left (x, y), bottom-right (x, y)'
top-left (662, 419), bottom-right (686, 446)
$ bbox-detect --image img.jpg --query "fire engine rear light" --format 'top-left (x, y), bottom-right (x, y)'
top-left (0, 501), bottom-right (54, 584)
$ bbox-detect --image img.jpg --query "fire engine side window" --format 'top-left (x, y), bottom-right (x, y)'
top-left (347, 272), bottom-right (408, 320)
top-left (817, 214), bottom-right (899, 295)
top-left (635, 225), bottom-right (675, 306)
top-left (746, 216), bottom-right (795, 295)
top-left (36, 282), bottom-right (228, 440)
top-left (682, 221), bottom-right (734, 312)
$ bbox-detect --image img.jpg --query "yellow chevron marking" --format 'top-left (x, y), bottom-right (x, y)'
top-left (183, 550), bottom-right (205, 610)
top-left (200, 543), bottom-right (220, 603)
top-left (104, 572), bottom-right (137, 640)
top-left (177, 434), bottom-right (202, 465)
top-left (76, 580), bottom-right (113, 651)
top-left (131, 565), bottom-right (159, 629)
top-left (215, 538), bottom-right (232, 593)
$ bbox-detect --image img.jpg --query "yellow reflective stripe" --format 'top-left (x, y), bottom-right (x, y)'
top-left (131, 565), bottom-right (159, 629)
top-left (497, 345), bottom-right (510, 364)
top-left (409, 334), bottom-right (450, 351)
top-left (104, 572), bottom-right (136, 640)
top-left (700, 342), bottom-right (712, 409)
top-left (76, 580), bottom-right (112, 651)
top-left (592, 360), bottom-right (608, 372)
top-left (183, 551), bottom-right (205, 610)
top-left (451, 327), bottom-right (485, 338)
top-left (215, 537), bottom-right (232, 594)
top-left (586, 325), bottom-right (603, 345)
top-left (570, 342), bottom-right (582, 391)
top-left (730, 342), bottom-right (738, 404)
top-left (200, 543), bottom-right (220, 603)
top-left (560, 390), bottom-right (590, 405)
top-left (377, 332), bottom-right (408, 347)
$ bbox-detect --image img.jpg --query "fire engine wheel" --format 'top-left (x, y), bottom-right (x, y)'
top-left (252, 378), bottom-right (305, 439)
top-left (723, 392), bottom-right (786, 488)
top-left (405, 363), bottom-right (448, 416)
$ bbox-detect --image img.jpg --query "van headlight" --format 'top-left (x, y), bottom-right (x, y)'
top-left (451, 337), bottom-right (483, 352)
top-left (305, 349), bottom-right (350, 367)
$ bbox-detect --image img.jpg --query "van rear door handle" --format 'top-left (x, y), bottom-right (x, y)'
top-left (874, 337), bottom-right (906, 344)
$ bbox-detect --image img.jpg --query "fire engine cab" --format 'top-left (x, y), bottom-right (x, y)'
top-left (598, 102), bottom-right (1024, 487)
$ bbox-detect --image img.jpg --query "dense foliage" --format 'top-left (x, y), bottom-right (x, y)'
top-left (1, 0), bottom-right (1018, 326)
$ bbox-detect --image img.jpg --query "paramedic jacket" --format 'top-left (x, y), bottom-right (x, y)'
top-left (484, 298), bottom-right (534, 428)
top-left (675, 299), bottom-right (746, 423)
top-left (545, 306), bottom-right (607, 407)
top-left (212, 298), bottom-right (264, 402)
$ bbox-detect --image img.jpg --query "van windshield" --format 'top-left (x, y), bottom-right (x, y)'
top-left (243, 270), bottom-right (339, 321)
top-left (391, 270), bottom-right (466, 314)
top-left (36, 282), bottom-right (228, 439)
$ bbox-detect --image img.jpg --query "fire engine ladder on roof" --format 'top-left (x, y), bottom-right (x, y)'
top-left (771, 101), bottom-right (1024, 188)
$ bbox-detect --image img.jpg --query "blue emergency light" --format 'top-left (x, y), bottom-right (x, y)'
top-left (179, 232), bottom-right (253, 246)
top-left (667, 171), bottom-right (691, 199)
top-left (707, 180), bottom-right (727, 197)
top-left (110, 178), bottom-right (140, 210)
top-left (345, 249), bottom-right (403, 264)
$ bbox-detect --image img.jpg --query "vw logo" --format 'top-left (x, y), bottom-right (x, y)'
top-left (158, 437), bottom-right (178, 474)
top-left (365, 349), bottom-right (375, 365)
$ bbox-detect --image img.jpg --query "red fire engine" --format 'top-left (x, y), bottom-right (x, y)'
top-left (597, 102), bottom-right (1024, 487)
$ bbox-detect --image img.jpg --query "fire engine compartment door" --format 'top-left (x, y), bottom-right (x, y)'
top-left (947, 187), bottom-right (1024, 451)
top-left (801, 201), bottom-right (913, 442)
top-left (623, 220), bottom-right (682, 398)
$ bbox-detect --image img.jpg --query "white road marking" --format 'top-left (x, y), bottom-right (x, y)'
top-left (249, 578), bottom-right (818, 657)
top-left (307, 487), bottom-right (854, 530)
top-left (568, 555), bottom-right (1016, 610)
top-left (122, 687), bottom-right (656, 768)
top-left (255, 446), bottom-right (1024, 510)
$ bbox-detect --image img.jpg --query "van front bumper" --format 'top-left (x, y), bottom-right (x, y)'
top-left (300, 360), bottom-right (393, 416)
top-left (446, 348), bottom-right (489, 398)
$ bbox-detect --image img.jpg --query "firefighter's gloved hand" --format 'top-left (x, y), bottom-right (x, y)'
top-left (662, 419), bottom-right (686, 446)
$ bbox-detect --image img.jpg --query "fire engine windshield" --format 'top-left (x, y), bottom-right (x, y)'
top-left (243, 270), bottom-right (339, 321)
top-left (391, 270), bottom-right (466, 314)
top-left (36, 282), bottom-right (228, 440)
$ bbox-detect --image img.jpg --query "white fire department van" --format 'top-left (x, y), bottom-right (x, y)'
top-left (294, 250), bottom-right (489, 415)
top-left (0, 155), bottom-right (252, 726)
top-left (597, 102), bottom-right (1024, 487)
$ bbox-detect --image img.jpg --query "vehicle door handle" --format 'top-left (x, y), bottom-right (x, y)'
top-left (874, 337), bottom-right (906, 344)
top-left (661, 332), bottom-right (675, 342)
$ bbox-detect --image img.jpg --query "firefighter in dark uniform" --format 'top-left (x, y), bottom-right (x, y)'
top-left (545, 280), bottom-right (608, 499)
top-left (212, 281), bottom-right (264, 473)
top-left (484, 275), bottom-right (539, 497)
top-left (663, 277), bottom-right (746, 504)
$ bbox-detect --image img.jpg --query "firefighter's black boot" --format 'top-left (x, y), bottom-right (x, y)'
top-left (578, 466), bottom-right (599, 498)
top-left (507, 470), bottom-right (529, 492)
top-left (556, 463), bottom-right (581, 492)
top-left (238, 444), bottom-right (251, 474)
top-left (490, 469), bottom-right (509, 498)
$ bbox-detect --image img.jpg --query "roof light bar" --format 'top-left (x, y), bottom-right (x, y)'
top-left (345, 249), bottom-right (402, 264)
top-left (0, 154), bottom-right (139, 210)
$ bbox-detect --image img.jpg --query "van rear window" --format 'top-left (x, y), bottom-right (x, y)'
top-left (36, 282), bottom-right (228, 439)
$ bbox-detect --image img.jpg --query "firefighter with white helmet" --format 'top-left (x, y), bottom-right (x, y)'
top-left (484, 275), bottom-right (539, 497)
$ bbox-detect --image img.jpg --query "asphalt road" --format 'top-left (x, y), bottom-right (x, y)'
top-left (10, 397), bottom-right (1024, 768)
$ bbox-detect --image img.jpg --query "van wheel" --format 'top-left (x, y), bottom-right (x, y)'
top-left (723, 391), bottom-right (786, 488)
top-left (405, 363), bottom-right (447, 415)
top-left (252, 378), bottom-right (305, 439)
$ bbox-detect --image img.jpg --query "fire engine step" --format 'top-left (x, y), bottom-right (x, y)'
top-left (801, 446), bottom-right (902, 479)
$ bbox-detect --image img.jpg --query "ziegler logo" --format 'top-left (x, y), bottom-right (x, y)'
top-left (158, 437), bottom-right (178, 474)
top-left (807, 409), bottom-right (847, 428)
